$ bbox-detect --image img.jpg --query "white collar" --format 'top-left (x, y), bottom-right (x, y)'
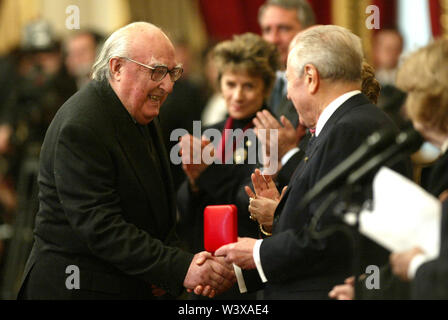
top-left (315, 90), bottom-right (361, 137)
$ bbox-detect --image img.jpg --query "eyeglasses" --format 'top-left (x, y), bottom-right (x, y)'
top-left (121, 57), bottom-right (183, 82)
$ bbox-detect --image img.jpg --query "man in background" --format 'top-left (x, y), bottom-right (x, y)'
top-left (64, 30), bottom-right (104, 89)
top-left (258, 0), bottom-right (315, 125)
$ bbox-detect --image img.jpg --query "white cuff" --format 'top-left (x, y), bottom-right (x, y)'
top-left (408, 253), bottom-right (429, 280)
top-left (281, 147), bottom-right (300, 166)
top-left (233, 264), bottom-right (247, 293)
top-left (253, 239), bottom-right (268, 283)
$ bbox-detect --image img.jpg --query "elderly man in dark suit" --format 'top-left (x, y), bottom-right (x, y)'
top-left (17, 22), bottom-right (234, 300)
top-left (216, 25), bottom-right (401, 299)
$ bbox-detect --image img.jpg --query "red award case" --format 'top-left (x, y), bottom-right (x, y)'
top-left (204, 205), bottom-right (238, 253)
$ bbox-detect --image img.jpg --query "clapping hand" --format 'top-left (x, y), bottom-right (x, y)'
top-left (179, 134), bottom-right (214, 189)
top-left (253, 110), bottom-right (306, 168)
top-left (245, 168), bottom-right (282, 201)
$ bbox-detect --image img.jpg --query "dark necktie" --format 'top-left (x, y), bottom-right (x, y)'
top-left (269, 77), bottom-right (285, 114)
top-left (138, 124), bottom-right (164, 184)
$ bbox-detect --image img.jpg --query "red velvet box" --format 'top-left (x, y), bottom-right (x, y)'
top-left (204, 205), bottom-right (238, 253)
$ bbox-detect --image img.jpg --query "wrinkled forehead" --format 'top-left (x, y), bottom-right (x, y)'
top-left (128, 30), bottom-right (177, 67)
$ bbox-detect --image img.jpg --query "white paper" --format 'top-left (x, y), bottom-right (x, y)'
top-left (345, 166), bottom-right (441, 259)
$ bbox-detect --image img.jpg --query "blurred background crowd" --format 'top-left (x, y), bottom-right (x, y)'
top-left (0, 0), bottom-right (447, 299)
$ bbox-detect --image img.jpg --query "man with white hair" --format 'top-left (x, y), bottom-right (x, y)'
top-left (216, 25), bottom-right (400, 299)
top-left (18, 22), bottom-right (234, 300)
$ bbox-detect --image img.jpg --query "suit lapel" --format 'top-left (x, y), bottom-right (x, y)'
top-left (148, 118), bottom-right (176, 221)
top-left (115, 119), bottom-right (172, 227)
top-left (272, 93), bottom-right (370, 230)
top-left (95, 80), bottom-right (173, 236)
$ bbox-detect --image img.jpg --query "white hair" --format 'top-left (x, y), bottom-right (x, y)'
top-left (91, 22), bottom-right (159, 81)
top-left (288, 25), bottom-right (364, 82)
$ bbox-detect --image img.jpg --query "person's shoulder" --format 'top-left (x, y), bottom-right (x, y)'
top-left (58, 81), bottom-right (107, 124)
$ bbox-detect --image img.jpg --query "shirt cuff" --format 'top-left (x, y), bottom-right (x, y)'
top-left (408, 253), bottom-right (429, 280)
top-left (253, 239), bottom-right (268, 283)
top-left (233, 264), bottom-right (247, 293)
top-left (281, 147), bottom-right (299, 166)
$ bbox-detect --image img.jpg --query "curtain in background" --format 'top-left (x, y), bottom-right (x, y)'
top-left (372, 0), bottom-right (398, 29)
top-left (428, 0), bottom-right (448, 37)
top-left (308, 0), bottom-right (332, 25)
top-left (128, 0), bottom-right (207, 54)
top-left (0, 0), bottom-right (40, 55)
top-left (198, 0), bottom-right (332, 41)
top-left (198, 0), bottom-right (264, 41)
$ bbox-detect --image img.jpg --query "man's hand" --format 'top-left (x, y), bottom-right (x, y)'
top-left (390, 247), bottom-right (425, 281)
top-left (245, 168), bottom-right (281, 201)
top-left (328, 276), bottom-right (355, 300)
top-left (184, 252), bottom-right (235, 298)
top-left (246, 186), bottom-right (286, 232)
top-left (439, 189), bottom-right (448, 202)
top-left (215, 237), bottom-right (257, 270)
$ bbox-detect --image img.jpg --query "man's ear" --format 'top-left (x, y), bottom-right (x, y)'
top-left (109, 57), bottom-right (122, 81)
top-left (303, 64), bottom-right (319, 94)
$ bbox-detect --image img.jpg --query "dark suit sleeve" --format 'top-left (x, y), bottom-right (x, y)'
top-left (53, 122), bottom-right (193, 296)
top-left (412, 259), bottom-right (448, 299)
top-left (276, 149), bottom-right (305, 189)
top-left (412, 200), bottom-right (448, 299)
top-left (260, 122), bottom-right (392, 284)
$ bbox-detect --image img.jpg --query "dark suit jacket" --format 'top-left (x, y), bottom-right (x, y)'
top-left (18, 80), bottom-right (193, 299)
top-left (412, 200), bottom-right (448, 299)
top-left (424, 150), bottom-right (448, 198)
top-left (257, 93), bottom-right (400, 299)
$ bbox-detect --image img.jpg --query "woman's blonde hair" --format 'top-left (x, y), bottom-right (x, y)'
top-left (396, 39), bottom-right (448, 134)
top-left (213, 33), bottom-right (280, 95)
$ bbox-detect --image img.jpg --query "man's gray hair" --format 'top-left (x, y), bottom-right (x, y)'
top-left (258, 0), bottom-right (316, 28)
top-left (91, 22), bottom-right (159, 81)
top-left (289, 25), bottom-right (364, 82)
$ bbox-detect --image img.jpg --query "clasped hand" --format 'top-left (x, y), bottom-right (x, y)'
top-left (183, 251), bottom-right (236, 298)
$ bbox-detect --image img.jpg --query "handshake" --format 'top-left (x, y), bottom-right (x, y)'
top-left (183, 251), bottom-right (236, 298)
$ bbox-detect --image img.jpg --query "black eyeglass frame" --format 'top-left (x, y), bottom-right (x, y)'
top-left (120, 56), bottom-right (183, 82)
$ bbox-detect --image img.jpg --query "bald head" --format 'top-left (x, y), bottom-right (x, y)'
top-left (92, 22), bottom-right (174, 81)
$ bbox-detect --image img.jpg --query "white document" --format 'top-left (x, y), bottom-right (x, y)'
top-left (345, 166), bottom-right (441, 259)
